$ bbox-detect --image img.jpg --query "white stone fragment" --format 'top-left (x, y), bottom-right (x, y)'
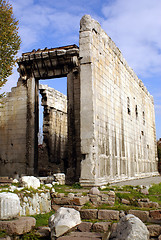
top-left (110, 214), bottom-right (149, 240)
top-left (9, 185), bottom-right (17, 192)
top-left (51, 188), bottom-right (55, 193)
top-left (20, 176), bottom-right (40, 189)
top-left (49, 207), bottom-right (81, 238)
top-left (53, 173), bottom-right (65, 185)
top-left (0, 192), bottom-right (20, 220)
top-left (13, 179), bottom-right (19, 183)
top-left (100, 186), bottom-right (106, 190)
top-left (89, 187), bottom-right (100, 195)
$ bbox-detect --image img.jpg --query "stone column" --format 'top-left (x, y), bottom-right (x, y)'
top-left (26, 77), bottom-right (38, 175)
top-left (66, 69), bottom-right (81, 183)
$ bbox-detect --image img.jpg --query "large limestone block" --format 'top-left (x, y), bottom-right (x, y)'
top-left (49, 207), bottom-right (81, 238)
top-left (20, 176), bottom-right (40, 189)
top-left (0, 192), bottom-right (20, 220)
top-left (110, 214), bottom-right (149, 240)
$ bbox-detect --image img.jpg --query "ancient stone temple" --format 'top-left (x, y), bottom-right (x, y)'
top-left (0, 15), bottom-right (158, 186)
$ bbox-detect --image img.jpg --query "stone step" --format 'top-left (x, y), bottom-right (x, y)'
top-left (57, 232), bottom-right (103, 239)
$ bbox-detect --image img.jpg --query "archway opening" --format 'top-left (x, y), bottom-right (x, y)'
top-left (38, 77), bottom-right (68, 176)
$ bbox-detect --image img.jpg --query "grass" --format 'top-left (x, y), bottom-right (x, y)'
top-left (149, 182), bottom-right (161, 195)
top-left (33, 211), bottom-right (55, 227)
top-left (0, 230), bottom-right (6, 238)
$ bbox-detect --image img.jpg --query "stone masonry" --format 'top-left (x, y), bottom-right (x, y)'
top-left (0, 15), bottom-right (158, 185)
top-left (79, 15), bottom-right (158, 186)
top-left (39, 84), bottom-right (68, 174)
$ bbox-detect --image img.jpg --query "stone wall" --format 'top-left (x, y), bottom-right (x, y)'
top-left (79, 15), bottom-right (158, 186)
top-left (38, 84), bottom-right (68, 174)
top-left (0, 83), bottom-right (28, 177)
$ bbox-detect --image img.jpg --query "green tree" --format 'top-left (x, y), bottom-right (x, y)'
top-left (0, 0), bottom-right (21, 98)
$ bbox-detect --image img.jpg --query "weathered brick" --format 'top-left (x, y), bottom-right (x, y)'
top-left (92, 222), bottom-right (111, 232)
top-left (77, 222), bottom-right (93, 232)
top-left (72, 196), bottom-right (89, 206)
top-left (80, 209), bottom-right (98, 219)
top-left (98, 210), bottom-right (119, 220)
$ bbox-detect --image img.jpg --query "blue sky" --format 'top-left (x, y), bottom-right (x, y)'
top-left (1, 0), bottom-right (161, 139)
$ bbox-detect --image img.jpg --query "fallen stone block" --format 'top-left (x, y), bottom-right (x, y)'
top-left (98, 210), bottom-right (119, 220)
top-left (147, 224), bottom-right (161, 237)
top-left (77, 222), bottom-right (93, 232)
top-left (20, 176), bottom-right (40, 189)
top-left (49, 207), bottom-right (81, 238)
top-left (0, 192), bottom-right (20, 220)
top-left (80, 209), bottom-right (98, 219)
top-left (0, 217), bottom-right (36, 235)
top-left (92, 222), bottom-right (111, 232)
top-left (128, 210), bottom-right (149, 222)
top-left (110, 214), bottom-right (149, 240)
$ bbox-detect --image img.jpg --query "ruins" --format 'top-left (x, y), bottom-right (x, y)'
top-left (0, 15), bottom-right (158, 186)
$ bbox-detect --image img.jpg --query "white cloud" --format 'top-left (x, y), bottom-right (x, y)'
top-left (101, 0), bottom-right (161, 78)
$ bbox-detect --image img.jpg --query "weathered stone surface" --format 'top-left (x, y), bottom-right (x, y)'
top-left (0, 217), bottom-right (36, 235)
top-left (128, 210), bottom-right (149, 222)
top-left (122, 199), bottom-right (130, 205)
top-left (52, 197), bottom-right (72, 205)
top-left (68, 193), bottom-right (75, 198)
top-left (53, 173), bottom-right (65, 185)
top-left (89, 195), bottom-right (101, 205)
top-left (110, 214), bottom-right (149, 240)
top-left (79, 14), bottom-right (158, 186)
top-left (20, 176), bottom-right (40, 189)
top-left (20, 191), bottom-right (51, 216)
top-left (147, 224), bottom-right (161, 237)
top-left (98, 210), bottom-right (119, 220)
top-left (0, 193), bottom-right (20, 220)
top-left (92, 222), bottom-right (111, 232)
top-left (57, 232), bottom-right (102, 239)
top-left (63, 205), bottom-right (82, 211)
top-left (138, 199), bottom-right (159, 208)
top-left (35, 226), bottom-right (50, 238)
top-left (49, 207), bottom-right (81, 238)
top-left (89, 187), bottom-right (100, 195)
top-left (140, 188), bottom-right (149, 195)
top-left (72, 196), bottom-right (89, 206)
top-left (150, 210), bottom-right (161, 220)
top-left (80, 209), bottom-right (98, 219)
top-left (77, 222), bottom-right (93, 232)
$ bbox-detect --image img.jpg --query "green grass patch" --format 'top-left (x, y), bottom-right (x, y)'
top-left (0, 230), bottom-right (6, 238)
top-left (149, 183), bottom-right (161, 195)
top-left (33, 211), bottom-right (55, 227)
